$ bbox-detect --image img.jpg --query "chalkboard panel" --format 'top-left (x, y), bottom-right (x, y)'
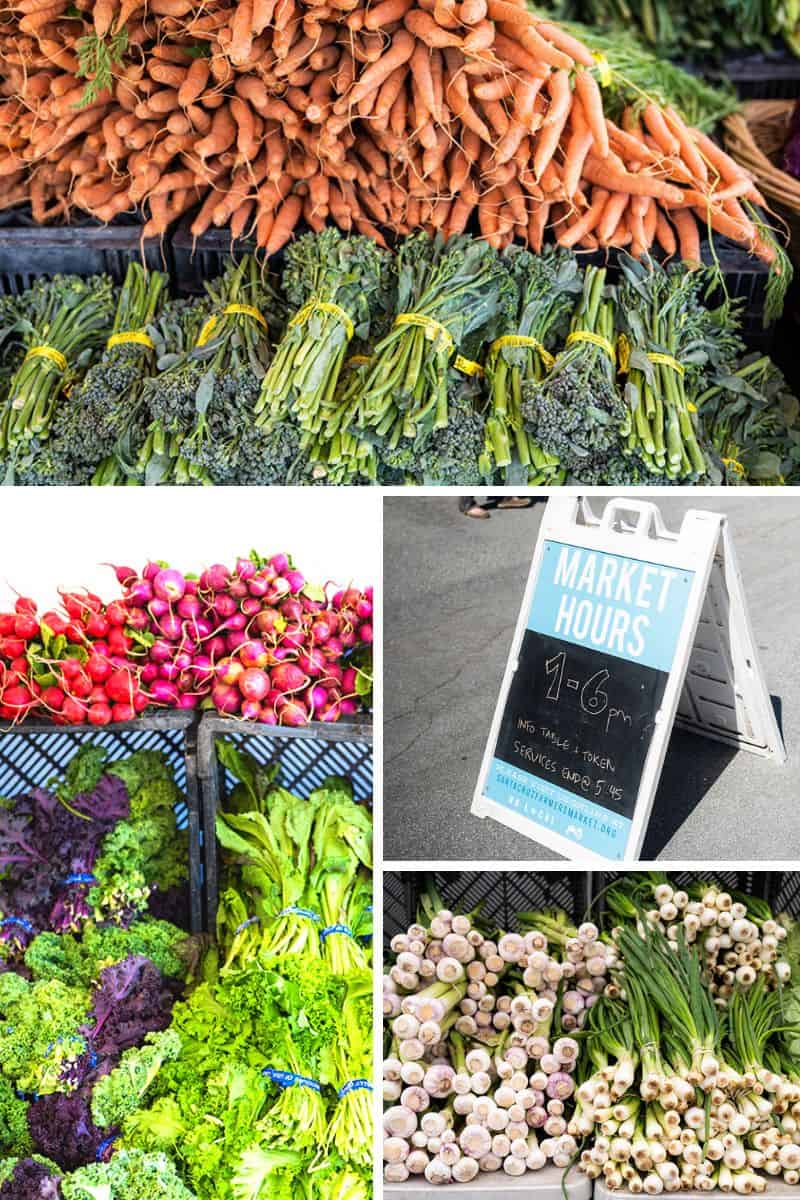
top-left (494, 630), bottom-right (668, 823)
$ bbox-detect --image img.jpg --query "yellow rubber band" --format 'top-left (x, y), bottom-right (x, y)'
top-left (566, 330), bottom-right (615, 362)
top-left (722, 457), bottom-right (745, 476)
top-left (394, 312), bottom-right (454, 354)
top-left (616, 333), bottom-right (631, 375)
top-left (197, 304), bottom-right (268, 348)
top-left (223, 302), bottom-right (267, 329)
top-left (345, 354), bottom-right (371, 368)
top-left (592, 52), bottom-right (612, 88)
top-left (107, 330), bottom-right (155, 351)
top-left (687, 401), bottom-right (697, 413)
top-left (23, 345), bottom-right (68, 372)
top-left (454, 355), bottom-right (484, 378)
top-left (647, 351), bottom-right (685, 378)
top-left (489, 333), bottom-right (555, 370)
top-left (290, 298), bottom-right (354, 341)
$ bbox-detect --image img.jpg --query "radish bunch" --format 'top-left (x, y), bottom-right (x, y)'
top-left (0, 553), bottom-right (372, 727)
top-left (0, 591), bottom-right (145, 725)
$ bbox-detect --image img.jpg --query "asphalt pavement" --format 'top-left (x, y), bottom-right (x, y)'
top-left (383, 494), bottom-right (800, 862)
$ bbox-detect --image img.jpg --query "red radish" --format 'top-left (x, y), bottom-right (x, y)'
top-left (319, 701), bottom-right (341, 722)
top-left (0, 614), bottom-right (15, 635)
top-left (111, 703), bottom-right (135, 721)
top-left (151, 679), bottom-right (180, 705)
top-left (211, 683), bottom-right (240, 714)
top-left (240, 597), bottom-right (261, 617)
top-left (177, 693), bottom-right (199, 709)
top-left (69, 672), bottom-right (92, 699)
top-left (149, 598), bottom-right (170, 619)
top-left (41, 686), bottom-right (65, 712)
top-left (257, 707), bottom-right (278, 725)
top-left (154, 568), bottom-right (186, 603)
top-left (88, 703), bottom-right (112, 725)
top-left (285, 569), bottom-right (305, 593)
top-left (0, 638), bottom-right (25, 659)
top-left (160, 663), bottom-right (180, 682)
top-left (248, 576), bottom-right (270, 598)
top-left (340, 698), bottom-right (358, 715)
top-left (240, 699), bottom-right (262, 721)
top-left (132, 692), bottom-right (149, 713)
top-left (150, 639), bottom-right (173, 664)
top-left (279, 698), bottom-right (308, 726)
top-left (65, 623), bottom-right (85, 645)
top-left (207, 635), bottom-right (228, 660)
top-left (177, 595), bottom-right (202, 620)
top-left (106, 564), bottom-right (137, 586)
top-left (299, 648), bottom-right (326, 677)
top-left (356, 597), bottom-right (372, 619)
top-left (254, 608), bottom-right (284, 636)
top-left (141, 663), bottom-right (159, 685)
top-left (15, 596), bottom-right (36, 615)
top-left (60, 659), bottom-right (83, 681)
top-left (216, 659), bottom-right (244, 686)
top-left (271, 662), bottom-right (308, 694)
top-left (204, 564), bottom-right (230, 591)
top-left (239, 641), bottom-right (268, 669)
top-left (128, 580), bottom-right (153, 606)
top-left (236, 557), bottom-right (256, 581)
top-left (86, 655), bottom-right (112, 683)
top-left (226, 630), bottom-right (247, 652)
top-left (62, 697), bottom-right (88, 723)
top-left (106, 669), bottom-right (136, 703)
top-left (339, 628), bottom-right (357, 649)
top-left (13, 614), bottom-right (39, 640)
top-left (270, 553), bottom-right (289, 574)
top-left (360, 623), bottom-right (373, 644)
top-left (342, 667), bottom-right (358, 693)
top-left (240, 669), bottom-right (269, 702)
top-left (156, 613), bottom-right (182, 641)
top-left (125, 608), bottom-right (149, 632)
top-left (85, 613), bottom-right (109, 639)
top-left (143, 561), bottom-right (162, 581)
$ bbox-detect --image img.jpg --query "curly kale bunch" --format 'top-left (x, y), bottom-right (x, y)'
top-left (522, 266), bottom-right (626, 472)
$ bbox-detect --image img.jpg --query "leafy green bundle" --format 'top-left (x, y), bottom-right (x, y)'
top-left (256, 228), bottom-right (391, 435)
top-left (485, 246), bottom-right (582, 484)
top-left (24, 265), bottom-right (169, 486)
top-left (521, 265), bottom-right (626, 473)
top-left (140, 257), bottom-right (276, 485)
top-left (360, 232), bottom-right (513, 443)
top-left (0, 275), bottom-right (115, 466)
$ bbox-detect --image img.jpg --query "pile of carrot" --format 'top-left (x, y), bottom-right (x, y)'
top-left (0, 0), bottom-right (778, 264)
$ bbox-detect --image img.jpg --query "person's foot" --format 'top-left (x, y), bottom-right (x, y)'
top-left (496, 497), bottom-right (532, 509)
top-left (463, 504), bottom-right (490, 519)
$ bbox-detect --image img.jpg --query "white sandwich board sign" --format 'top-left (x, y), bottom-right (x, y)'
top-left (472, 496), bottom-right (785, 864)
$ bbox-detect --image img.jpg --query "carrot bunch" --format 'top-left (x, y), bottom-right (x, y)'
top-left (0, 0), bottom-right (784, 267)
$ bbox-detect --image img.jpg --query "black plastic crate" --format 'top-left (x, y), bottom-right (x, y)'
top-left (0, 207), bottom-right (171, 297)
top-left (383, 871), bottom-right (594, 950)
top-left (170, 214), bottom-right (257, 295)
top-left (196, 714), bottom-right (373, 931)
top-left (0, 712), bottom-right (203, 932)
top-left (721, 48), bottom-right (800, 100)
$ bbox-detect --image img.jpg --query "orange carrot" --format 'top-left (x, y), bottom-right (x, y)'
top-left (333, 30), bottom-right (415, 112)
top-left (582, 153), bottom-right (685, 203)
top-left (403, 9), bottom-right (463, 47)
top-left (573, 69), bottom-right (608, 158)
top-left (654, 210), bottom-right (677, 257)
top-left (642, 103), bottom-right (680, 158)
top-left (561, 109), bottom-right (593, 199)
top-left (364, 0), bottom-right (413, 28)
top-left (532, 68), bottom-right (570, 181)
top-left (178, 59), bottom-right (210, 108)
top-left (558, 187), bottom-right (608, 247)
top-left (670, 206), bottom-right (701, 264)
top-left (534, 19), bottom-right (594, 66)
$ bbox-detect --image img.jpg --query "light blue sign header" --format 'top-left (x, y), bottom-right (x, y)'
top-left (527, 540), bottom-right (695, 673)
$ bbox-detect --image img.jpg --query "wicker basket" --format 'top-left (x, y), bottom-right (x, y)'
top-left (724, 100), bottom-right (800, 264)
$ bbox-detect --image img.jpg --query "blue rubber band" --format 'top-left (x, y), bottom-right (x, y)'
top-left (234, 916), bottom-right (261, 936)
top-left (96, 1133), bottom-right (119, 1161)
top-left (278, 906), bottom-right (321, 922)
top-left (262, 1067), bottom-right (321, 1092)
top-left (64, 873), bottom-right (97, 886)
top-left (338, 1078), bottom-right (373, 1098)
top-left (0, 916), bottom-right (33, 932)
top-left (320, 923), bottom-right (354, 942)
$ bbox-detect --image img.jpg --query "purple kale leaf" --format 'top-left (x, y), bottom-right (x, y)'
top-left (27, 1091), bottom-right (114, 1172)
top-left (0, 1157), bottom-right (62, 1199)
top-left (83, 955), bottom-right (181, 1058)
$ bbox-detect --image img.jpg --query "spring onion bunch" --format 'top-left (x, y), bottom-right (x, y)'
top-left (382, 902), bottom-right (611, 1184)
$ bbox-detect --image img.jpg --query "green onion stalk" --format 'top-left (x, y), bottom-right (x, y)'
top-left (0, 274), bottom-right (115, 458)
top-left (255, 228), bottom-right (391, 434)
top-left (484, 245), bottom-right (581, 484)
top-left (521, 265), bottom-right (626, 476)
top-left (616, 253), bottom-right (709, 480)
top-left (359, 232), bottom-right (512, 445)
